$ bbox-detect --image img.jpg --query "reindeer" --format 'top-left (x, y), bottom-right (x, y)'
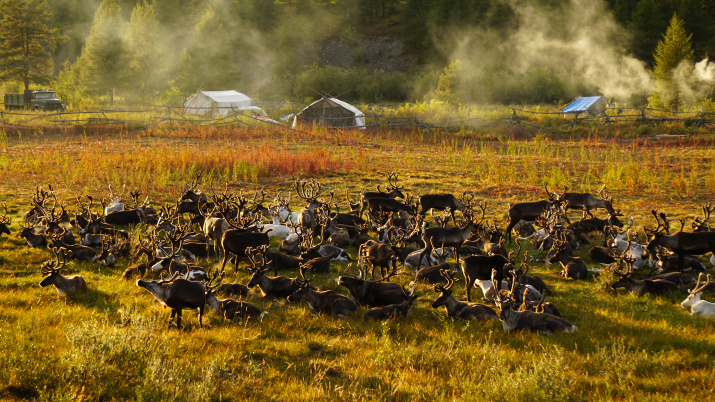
top-left (219, 214), bottom-right (271, 272)
top-left (337, 264), bottom-right (414, 307)
top-left (517, 288), bottom-right (562, 317)
top-left (679, 273), bottom-right (715, 316)
top-left (648, 245), bottom-right (706, 273)
top-left (293, 179), bottom-right (324, 233)
top-left (646, 210), bottom-right (715, 272)
top-left (205, 272), bottom-right (267, 322)
top-left (287, 282), bottom-right (359, 318)
top-left (136, 271), bottom-right (206, 329)
top-left (460, 239), bottom-right (522, 302)
top-left (39, 247), bottom-right (87, 295)
top-left (609, 256), bottom-right (680, 296)
top-left (359, 171), bottom-right (405, 217)
top-left (104, 184), bottom-right (126, 215)
top-left (246, 246), bottom-right (310, 299)
top-left (431, 270), bottom-right (499, 321)
top-left (197, 201), bottom-right (229, 260)
top-left (0, 203), bottom-right (11, 237)
top-left (561, 185), bottom-right (619, 217)
top-left (504, 185), bottom-right (567, 243)
top-left (545, 234), bottom-right (588, 280)
top-left (418, 191), bottom-right (473, 224)
top-left (496, 294), bottom-right (577, 335)
top-left (364, 292), bottom-right (418, 321)
top-left (17, 220), bottom-right (47, 248)
top-left (358, 239), bottom-right (397, 279)
top-left (692, 203), bottom-right (714, 232)
top-left (417, 201), bottom-right (485, 269)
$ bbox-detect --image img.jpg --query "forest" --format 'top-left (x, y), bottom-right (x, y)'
top-left (0, 0), bottom-right (714, 109)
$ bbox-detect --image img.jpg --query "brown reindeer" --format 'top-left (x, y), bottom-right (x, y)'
top-left (431, 270), bottom-right (499, 321)
top-left (136, 271), bottom-right (206, 329)
top-left (39, 247), bottom-right (87, 295)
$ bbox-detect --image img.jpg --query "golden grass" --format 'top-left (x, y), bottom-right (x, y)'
top-left (0, 123), bottom-right (714, 400)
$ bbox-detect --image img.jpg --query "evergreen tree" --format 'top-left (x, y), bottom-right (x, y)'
top-left (73, 0), bottom-right (129, 105)
top-left (0, 0), bottom-right (65, 91)
top-left (649, 14), bottom-right (694, 111)
top-left (126, 0), bottom-right (160, 102)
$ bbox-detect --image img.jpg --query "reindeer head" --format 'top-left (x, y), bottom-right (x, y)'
top-left (0, 203), bottom-right (11, 236)
top-left (39, 247), bottom-right (70, 287)
top-left (431, 269), bottom-right (457, 308)
top-left (293, 179), bottom-right (323, 211)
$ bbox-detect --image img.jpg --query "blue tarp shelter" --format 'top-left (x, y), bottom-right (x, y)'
top-left (561, 96), bottom-right (611, 115)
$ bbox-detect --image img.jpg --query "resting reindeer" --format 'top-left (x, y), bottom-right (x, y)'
top-left (364, 292), bottom-right (418, 321)
top-left (0, 203), bottom-right (11, 238)
top-left (431, 269), bottom-right (498, 321)
top-left (205, 271), bottom-right (267, 322)
top-left (646, 210), bottom-right (715, 272)
top-left (287, 271), bottom-right (358, 318)
top-left (495, 275), bottom-right (577, 335)
top-left (39, 247), bottom-right (87, 295)
top-left (680, 274), bottom-right (715, 317)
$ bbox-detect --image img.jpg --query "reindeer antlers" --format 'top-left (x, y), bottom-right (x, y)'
top-left (293, 179), bottom-right (322, 201)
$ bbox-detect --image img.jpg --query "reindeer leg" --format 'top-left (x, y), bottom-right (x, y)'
top-left (169, 309), bottom-right (177, 328)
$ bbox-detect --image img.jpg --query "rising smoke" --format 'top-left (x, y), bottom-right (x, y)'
top-left (445, 0), bottom-right (654, 103)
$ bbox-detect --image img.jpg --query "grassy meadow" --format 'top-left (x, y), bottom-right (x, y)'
top-left (1, 121), bottom-right (715, 401)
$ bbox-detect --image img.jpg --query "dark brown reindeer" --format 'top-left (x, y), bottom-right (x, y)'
top-left (364, 290), bottom-right (418, 321)
top-left (0, 203), bottom-right (11, 237)
top-left (645, 210), bottom-right (715, 272)
top-left (136, 271), bottom-right (206, 329)
top-left (246, 246), bottom-right (311, 299)
top-left (431, 270), bottom-right (499, 321)
top-left (416, 201), bottom-right (485, 269)
top-left (609, 255), bottom-right (680, 296)
top-left (205, 271), bottom-right (267, 322)
top-left (358, 238), bottom-right (397, 279)
top-left (561, 185), bottom-right (619, 217)
top-left (359, 171), bottom-right (405, 217)
top-left (692, 203), bottom-right (714, 232)
top-left (545, 234), bottom-right (589, 280)
top-left (418, 191), bottom-right (473, 224)
top-left (504, 185), bottom-right (567, 243)
top-left (39, 247), bottom-right (87, 295)
top-left (337, 264), bottom-right (414, 307)
top-left (219, 212), bottom-right (270, 272)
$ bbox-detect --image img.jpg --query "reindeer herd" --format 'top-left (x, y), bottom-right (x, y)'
top-left (2, 173), bottom-right (715, 334)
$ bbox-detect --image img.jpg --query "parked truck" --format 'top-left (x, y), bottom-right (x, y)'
top-left (4, 90), bottom-right (65, 111)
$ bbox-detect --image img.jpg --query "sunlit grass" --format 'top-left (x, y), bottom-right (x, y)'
top-left (0, 123), bottom-right (714, 400)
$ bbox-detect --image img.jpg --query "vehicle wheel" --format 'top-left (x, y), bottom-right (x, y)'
top-left (33, 106), bottom-right (41, 111)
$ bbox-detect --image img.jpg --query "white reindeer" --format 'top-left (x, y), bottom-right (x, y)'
top-left (681, 274), bottom-right (715, 317)
top-left (104, 184), bottom-right (126, 215)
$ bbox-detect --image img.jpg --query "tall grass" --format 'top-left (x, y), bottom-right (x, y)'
top-left (1, 124), bottom-right (714, 400)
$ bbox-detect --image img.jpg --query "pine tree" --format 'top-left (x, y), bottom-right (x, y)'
top-left (0, 0), bottom-right (65, 91)
top-left (125, 0), bottom-right (160, 102)
top-left (74, 0), bottom-right (128, 105)
top-left (649, 14), bottom-right (694, 111)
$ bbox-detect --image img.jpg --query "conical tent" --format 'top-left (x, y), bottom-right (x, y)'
top-left (292, 97), bottom-right (366, 129)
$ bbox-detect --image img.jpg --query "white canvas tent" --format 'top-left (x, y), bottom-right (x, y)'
top-left (292, 97), bottom-right (365, 129)
top-left (183, 90), bottom-right (256, 117)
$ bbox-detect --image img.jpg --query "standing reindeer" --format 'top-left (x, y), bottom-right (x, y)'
top-left (646, 210), bottom-right (715, 272)
top-left (359, 171), bottom-right (405, 217)
top-left (561, 185), bottom-right (619, 217)
top-left (136, 271), bottom-right (206, 330)
top-left (504, 185), bottom-right (567, 243)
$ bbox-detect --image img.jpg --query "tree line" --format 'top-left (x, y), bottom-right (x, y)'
top-left (0, 0), bottom-right (713, 109)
